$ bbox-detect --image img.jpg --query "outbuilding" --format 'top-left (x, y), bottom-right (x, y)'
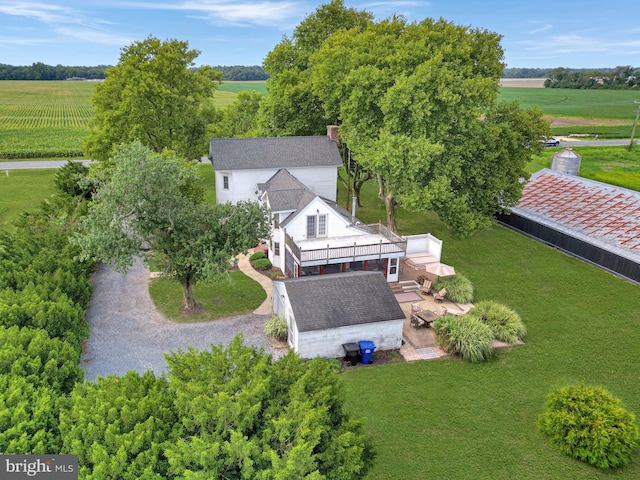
top-left (497, 168), bottom-right (640, 284)
top-left (272, 271), bottom-right (406, 359)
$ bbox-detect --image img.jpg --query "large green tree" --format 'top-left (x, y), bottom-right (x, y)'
top-left (207, 90), bottom-right (263, 138)
top-left (257, 0), bottom-right (372, 137)
top-left (308, 17), bottom-right (549, 235)
top-left (73, 142), bottom-right (270, 312)
top-left (84, 36), bottom-right (221, 162)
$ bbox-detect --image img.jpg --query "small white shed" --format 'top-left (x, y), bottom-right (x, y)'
top-left (272, 271), bottom-right (406, 359)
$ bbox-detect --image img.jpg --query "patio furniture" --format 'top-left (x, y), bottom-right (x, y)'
top-left (435, 306), bottom-right (448, 317)
top-left (433, 288), bottom-right (447, 303)
top-left (410, 303), bottom-right (436, 328)
top-left (419, 280), bottom-right (432, 296)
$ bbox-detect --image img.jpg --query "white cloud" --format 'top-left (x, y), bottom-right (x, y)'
top-left (113, 1), bottom-right (307, 27)
top-left (0, 34), bottom-right (49, 46)
top-left (519, 34), bottom-right (640, 55)
top-left (0, 1), bottom-right (92, 24)
top-left (528, 22), bottom-right (552, 35)
top-left (55, 27), bottom-right (133, 46)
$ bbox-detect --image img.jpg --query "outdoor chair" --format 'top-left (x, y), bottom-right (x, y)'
top-left (433, 288), bottom-right (447, 303)
top-left (419, 280), bottom-right (432, 296)
top-left (436, 306), bottom-right (448, 317)
top-left (410, 303), bottom-right (425, 328)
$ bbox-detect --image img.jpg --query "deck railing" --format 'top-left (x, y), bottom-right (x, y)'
top-left (284, 223), bottom-right (407, 264)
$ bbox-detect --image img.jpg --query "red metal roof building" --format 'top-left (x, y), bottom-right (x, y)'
top-left (498, 169), bottom-right (640, 284)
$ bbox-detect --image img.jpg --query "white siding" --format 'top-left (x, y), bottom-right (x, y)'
top-left (284, 199), bottom-right (352, 242)
top-left (214, 170), bottom-right (234, 204)
top-left (273, 280), bottom-right (404, 359)
top-left (215, 166), bottom-right (338, 205)
top-left (294, 320), bottom-right (405, 359)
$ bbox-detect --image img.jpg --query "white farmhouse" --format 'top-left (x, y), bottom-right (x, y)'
top-left (208, 127), bottom-right (342, 205)
top-left (258, 168), bottom-right (407, 282)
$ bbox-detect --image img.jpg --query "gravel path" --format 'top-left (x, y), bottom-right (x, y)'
top-left (81, 257), bottom-right (279, 382)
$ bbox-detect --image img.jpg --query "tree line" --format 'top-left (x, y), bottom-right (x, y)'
top-left (0, 63), bottom-right (268, 81)
top-left (544, 66), bottom-right (639, 89)
top-left (0, 63), bottom-right (109, 80)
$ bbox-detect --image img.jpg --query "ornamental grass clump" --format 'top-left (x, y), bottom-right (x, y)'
top-left (468, 301), bottom-right (526, 344)
top-left (433, 315), bottom-right (493, 363)
top-left (538, 384), bottom-right (639, 469)
top-left (263, 315), bottom-right (288, 342)
top-left (432, 273), bottom-right (474, 304)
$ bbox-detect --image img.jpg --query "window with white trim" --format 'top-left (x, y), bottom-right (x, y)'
top-left (223, 175), bottom-right (229, 190)
top-left (274, 242), bottom-right (280, 256)
top-left (306, 214), bottom-right (328, 239)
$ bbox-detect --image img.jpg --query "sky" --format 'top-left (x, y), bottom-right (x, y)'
top-left (0, 0), bottom-right (639, 69)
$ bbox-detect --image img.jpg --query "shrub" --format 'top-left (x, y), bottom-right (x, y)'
top-left (253, 258), bottom-right (271, 270)
top-left (249, 251), bottom-right (267, 261)
top-left (468, 301), bottom-right (526, 344)
top-left (264, 315), bottom-right (288, 341)
top-left (433, 315), bottom-right (493, 363)
top-left (538, 384), bottom-right (639, 469)
top-left (433, 273), bottom-right (474, 303)
top-left (416, 274), bottom-right (427, 285)
top-left (54, 160), bottom-right (94, 199)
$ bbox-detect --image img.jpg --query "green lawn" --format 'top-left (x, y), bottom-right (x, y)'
top-left (339, 178), bottom-right (640, 479)
top-left (149, 270), bottom-right (266, 322)
top-left (527, 146), bottom-right (640, 191)
top-left (0, 168), bottom-right (57, 231)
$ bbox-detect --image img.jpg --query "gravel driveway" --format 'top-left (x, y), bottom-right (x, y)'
top-left (81, 257), bottom-right (279, 381)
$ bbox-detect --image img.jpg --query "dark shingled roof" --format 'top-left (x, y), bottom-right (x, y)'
top-left (279, 271), bottom-right (405, 332)
top-left (257, 169), bottom-right (315, 213)
top-left (209, 136), bottom-right (342, 171)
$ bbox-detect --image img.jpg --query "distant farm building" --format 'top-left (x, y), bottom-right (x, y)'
top-left (498, 168), bottom-right (640, 284)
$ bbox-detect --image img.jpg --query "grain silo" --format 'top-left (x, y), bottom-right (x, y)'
top-left (551, 147), bottom-right (581, 176)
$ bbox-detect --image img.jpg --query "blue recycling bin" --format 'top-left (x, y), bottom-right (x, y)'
top-left (359, 340), bottom-right (376, 365)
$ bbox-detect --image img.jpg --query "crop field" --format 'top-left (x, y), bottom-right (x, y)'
top-left (218, 80), bottom-right (267, 96)
top-left (498, 87), bottom-right (639, 120)
top-left (1, 79), bottom-right (636, 160)
top-left (0, 81), bottom-right (95, 158)
top-left (0, 80), bottom-right (267, 159)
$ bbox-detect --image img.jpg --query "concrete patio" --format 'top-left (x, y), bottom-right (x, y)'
top-left (395, 257), bottom-right (474, 361)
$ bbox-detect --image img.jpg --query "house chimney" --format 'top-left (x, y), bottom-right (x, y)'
top-left (327, 125), bottom-right (339, 143)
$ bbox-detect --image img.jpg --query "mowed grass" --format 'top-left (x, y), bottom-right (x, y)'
top-left (0, 168), bottom-right (57, 231)
top-left (527, 146), bottom-right (640, 190)
top-left (339, 178), bottom-right (640, 480)
top-left (149, 270), bottom-right (266, 323)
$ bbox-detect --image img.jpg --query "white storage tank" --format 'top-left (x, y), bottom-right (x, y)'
top-left (551, 148), bottom-right (581, 176)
